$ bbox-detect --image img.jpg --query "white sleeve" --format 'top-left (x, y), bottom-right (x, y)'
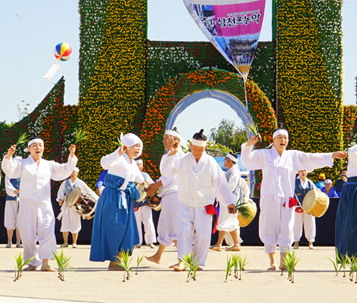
top-left (1, 157), bottom-right (22, 179)
top-left (50, 155), bottom-right (78, 181)
top-left (227, 171), bottom-right (240, 191)
top-left (293, 151), bottom-right (333, 172)
top-left (56, 181), bottom-right (66, 202)
top-left (241, 179), bottom-right (250, 198)
top-left (212, 161), bottom-right (236, 207)
top-left (240, 143), bottom-right (266, 171)
top-left (100, 149), bottom-right (122, 169)
top-left (5, 176), bottom-right (17, 197)
top-left (160, 154), bottom-right (183, 178)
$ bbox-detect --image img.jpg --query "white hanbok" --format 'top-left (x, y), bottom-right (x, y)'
top-left (2, 154), bottom-right (77, 267)
top-left (134, 171), bottom-right (156, 245)
top-left (156, 150), bottom-right (183, 247)
top-left (56, 178), bottom-right (98, 234)
top-left (4, 176), bottom-right (20, 230)
top-left (241, 143), bottom-right (333, 253)
top-left (161, 152), bottom-right (235, 266)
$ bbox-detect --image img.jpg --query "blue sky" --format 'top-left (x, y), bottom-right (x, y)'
top-left (0, 0), bottom-right (355, 141)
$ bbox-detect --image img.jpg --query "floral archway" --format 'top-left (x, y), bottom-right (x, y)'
top-left (140, 68), bottom-right (277, 180)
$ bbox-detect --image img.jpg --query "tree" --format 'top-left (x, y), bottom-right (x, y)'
top-left (209, 119), bottom-right (247, 153)
top-left (0, 120), bottom-right (14, 133)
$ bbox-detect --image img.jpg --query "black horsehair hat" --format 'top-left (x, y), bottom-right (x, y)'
top-left (192, 129), bottom-right (207, 141)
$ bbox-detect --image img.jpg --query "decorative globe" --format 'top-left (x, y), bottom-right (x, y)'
top-left (54, 42), bottom-right (72, 61)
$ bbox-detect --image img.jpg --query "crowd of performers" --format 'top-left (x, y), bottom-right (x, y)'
top-left (2, 126), bottom-right (357, 272)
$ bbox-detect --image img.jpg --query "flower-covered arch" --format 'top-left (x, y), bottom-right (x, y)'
top-left (141, 68), bottom-right (277, 179)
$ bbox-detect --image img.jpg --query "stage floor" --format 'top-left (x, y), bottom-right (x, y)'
top-left (0, 245), bottom-right (354, 303)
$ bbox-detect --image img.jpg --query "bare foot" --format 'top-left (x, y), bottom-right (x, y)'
top-left (173, 263), bottom-right (186, 271)
top-left (108, 262), bottom-right (125, 271)
top-left (197, 266), bottom-right (203, 271)
top-left (41, 265), bottom-right (56, 272)
top-left (23, 265), bottom-right (37, 271)
top-left (268, 264), bottom-right (277, 271)
top-left (279, 264), bottom-right (287, 270)
top-left (145, 255), bottom-right (160, 264)
top-left (169, 262), bottom-right (179, 268)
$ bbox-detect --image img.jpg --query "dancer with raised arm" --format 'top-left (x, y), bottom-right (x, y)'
top-left (89, 133), bottom-right (144, 271)
top-left (241, 128), bottom-right (346, 270)
top-left (2, 135), bottom-right (77, 271)
top-left (161, 129), bottom-right (236, 271)
top-left (145, 128), bottom-right (185, 265)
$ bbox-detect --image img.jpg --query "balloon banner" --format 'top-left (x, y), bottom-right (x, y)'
top-left (43, 63), bottom-right (60, 80)
top-left (183, 0), bottom-right (265, 80)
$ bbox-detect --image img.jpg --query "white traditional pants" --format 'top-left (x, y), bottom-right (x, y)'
top-left (157, 192), bottom-right (179, 247)
top-left (134, 206), bottom-right (156, 245)
top-left (4, 199), bottom-right (19, 230)
top-left (60, 206), bottom-right (81, 234)
top-left (177, 203), bottom-right (212, 267)
top-left (293, 212), bottom-right (316, 242)
top-left (18, 199), bottom-right (57, 267)
top-left (259, 195), bottom-right (294, 254)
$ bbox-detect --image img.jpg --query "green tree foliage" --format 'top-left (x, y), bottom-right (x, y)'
top-left (209, 119), bottom-right (247, 153)
top-left (0, 121), bottom-right (14, 133)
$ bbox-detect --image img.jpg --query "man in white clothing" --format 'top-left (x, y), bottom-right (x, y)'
top-left (146, 127), bottom-right (185, 265)
top-left (2, 136), bottom-right (77, 271)
top-left (161, 129), bottom-right (236, 271)
top-left (57, 167), bottom-right (98, 248)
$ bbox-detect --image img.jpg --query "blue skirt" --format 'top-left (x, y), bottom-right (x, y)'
top-left (90, 174), bottom-right (140, 262)
top-left (335, 176), bottom-right (357, 258)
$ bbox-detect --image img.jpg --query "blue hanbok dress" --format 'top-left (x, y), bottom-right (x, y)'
top-left (335, 144), bottom-right (357, 258)
top-left (90, 173), bottom-right (140, 261)
top-left (335, 176), bottom-right (357, 258)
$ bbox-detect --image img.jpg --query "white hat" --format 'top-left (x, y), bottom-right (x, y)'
top-left (121, 133), bottom-right (143, 157)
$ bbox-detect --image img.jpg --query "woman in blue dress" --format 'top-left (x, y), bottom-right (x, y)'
top-left (335, 145), bottom-right (357, 259)
top-left (90, 133), bottom-right (144, 270)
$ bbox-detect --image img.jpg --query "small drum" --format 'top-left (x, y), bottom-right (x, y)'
top-left (237, 198), bottom-right (257, 227)
top-left (147, 194), bottom-right (162, 211)
top-left (136, 180), bottom-right (150, 202)
top-left (302, 189), bottom-right (329, 217)
top-left (66, 187), bottom-right (97, 220)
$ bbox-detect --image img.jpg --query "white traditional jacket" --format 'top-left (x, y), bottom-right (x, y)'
top-left (161, 152), bottom-right (235, 208)
top-left (240, 143), bottom-right (333, 200)
top-left (157, 149), bottom-right (184, 197)
top-left (2, 155), bottom-right (77, 203)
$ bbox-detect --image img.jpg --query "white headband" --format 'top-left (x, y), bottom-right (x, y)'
top-left (191, 139), bottom-right (207, 147)
top-left (74, 167), bottom-right (79, 173)
top-left (273, 129), bottom-right (289, 139)
top-left (165, 129), bottom-right (188, 148)
top-left (165, 130), bottom-right (179, 137)
top-left (226, 153), bottom-right (238, 163)
top-left (135, 159), bottom-right (143, 165)
top-left (24, 138), bottom-right (44, 152)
